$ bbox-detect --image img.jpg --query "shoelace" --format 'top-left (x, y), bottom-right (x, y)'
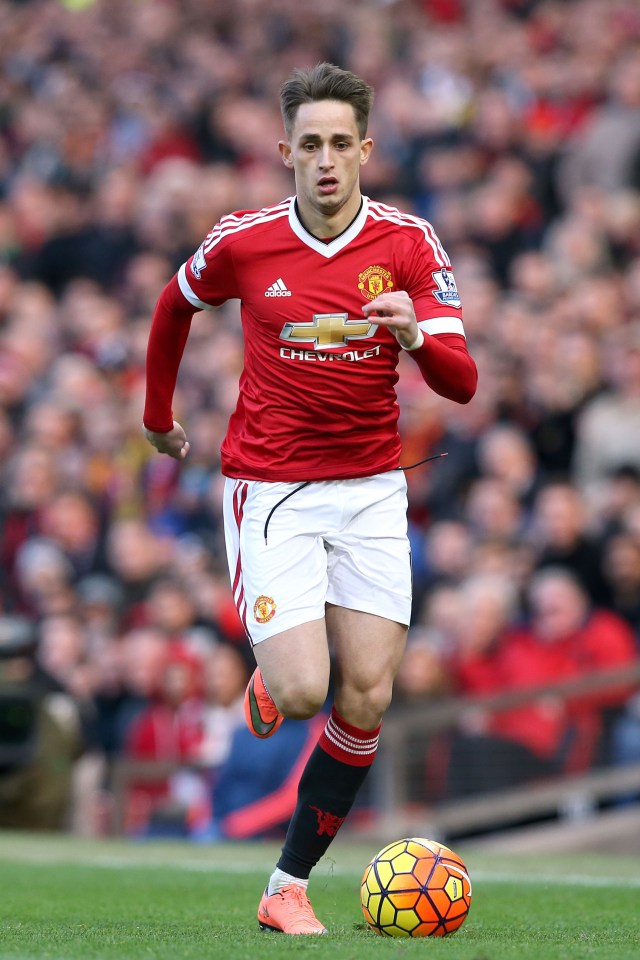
top-left (280, 885), bottom-right (309, 907)
top-left (262, 452), bottom-right (448, 544)
top-left (278, 886), bottom-right (321, 927)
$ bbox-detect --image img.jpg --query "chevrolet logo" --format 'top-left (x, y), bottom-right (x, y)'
top-left (280, 313), bottom-right (377, 350)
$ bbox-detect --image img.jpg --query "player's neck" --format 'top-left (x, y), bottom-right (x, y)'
top-left (295, 194), bottom-right (364, 241)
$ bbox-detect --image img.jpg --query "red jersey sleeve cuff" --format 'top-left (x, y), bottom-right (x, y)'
top-left (143, 419), bottom-right (174, 434)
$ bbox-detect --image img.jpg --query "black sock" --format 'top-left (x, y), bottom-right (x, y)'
top-left (277, 706), bottom-right (381, 878)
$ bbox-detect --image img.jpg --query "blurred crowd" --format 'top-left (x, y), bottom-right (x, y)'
top-left (1, 0), bottom-right (640, 834)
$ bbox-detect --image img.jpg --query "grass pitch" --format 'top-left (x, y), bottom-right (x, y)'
top-left (0, 832), bottom-right (639, 959)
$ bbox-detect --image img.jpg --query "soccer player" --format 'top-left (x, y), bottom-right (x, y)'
top-left (144, 62), bottom-right (477, 934)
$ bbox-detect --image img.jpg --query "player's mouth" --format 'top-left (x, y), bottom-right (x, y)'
top-left (318, 176), bottom-right (339, 194)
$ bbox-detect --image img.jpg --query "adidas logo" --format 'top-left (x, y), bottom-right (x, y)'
top-left (265, 278), bottom-right (292, 297)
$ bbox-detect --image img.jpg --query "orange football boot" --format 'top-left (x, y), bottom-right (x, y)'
top-left (258, 885), bottom-right (327, 935)
top-left (244, 667), bottom-right (284, 739)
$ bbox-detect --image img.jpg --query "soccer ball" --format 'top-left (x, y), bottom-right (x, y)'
top-left (360, 837), bottom-right (472, 938)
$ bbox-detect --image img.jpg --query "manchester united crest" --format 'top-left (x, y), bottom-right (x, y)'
top-left (254, 595), bottom-right (276, 623)
top-left (310, 805), bottom-right (346, 836)
top-left (358, 265), bottom-right (394, 301)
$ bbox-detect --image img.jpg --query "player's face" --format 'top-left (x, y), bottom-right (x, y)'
top-left (279, 99), bottom-right (373, 236)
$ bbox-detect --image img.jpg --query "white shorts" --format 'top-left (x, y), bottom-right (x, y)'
top-left (223, 471), bottom-right (412, 644)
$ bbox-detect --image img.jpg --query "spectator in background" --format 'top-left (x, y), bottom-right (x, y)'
top-left (528, 481), bottom-right (610, 605)
top-left (13, 537), bottom-right (77, 618)
top-left (143, 575), bottom-right (217, 655)
top-left (0, 616), bottom-right (82, 830)
top-left (598, 465), bottom-right (640, 538)
top-left (123, 646), bottom-right (206, 836)
top-left (105, 519), bottom-right (170, 622)
top-left (0, 447), bottom-right (59, 608)
top-left (197, 643), bottom-right (248, 772)
top-left (412, 519), bottom-right (473, 614)
top-left (573, 326), bottom-right (640, 502)
top-left (39, 490), bottom-right (107, 581)
top-left (37, 613), bottom-right (92, 707)
top-left (396, 626), bottom-right (452, 704)
top-left (75, 574), bottom-right (124, 651)
top-left (476, 422), bottom-right (541, 515)
top-left (440, 566), bottom-right (638, 796)
top-left (521, 568), bottom-right (638, 772)
top-left (602, 532), bottom-right (640, 636)
top-left (92, 626), bottom-right (167, 764)
top-left (464, 476), bottom-right (524, 547)
top-left (559, 46), bottom-right (640, 202)
top-left (444, 573), bottom-right (563, 798)
top-left (528, 329), bottom-right (604, 479)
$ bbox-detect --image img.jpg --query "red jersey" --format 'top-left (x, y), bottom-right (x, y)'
top-left (170, 196), bottom-right (471, 481)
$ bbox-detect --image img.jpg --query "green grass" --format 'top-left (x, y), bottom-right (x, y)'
top-left (1, 833), bottom-right (639, 959)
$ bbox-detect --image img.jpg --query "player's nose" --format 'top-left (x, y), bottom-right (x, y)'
top-left (318, 145), bottom-right (334, 168)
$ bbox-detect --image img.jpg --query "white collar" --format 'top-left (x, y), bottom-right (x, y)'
top-left (288, 195), bottom-right (369, 257)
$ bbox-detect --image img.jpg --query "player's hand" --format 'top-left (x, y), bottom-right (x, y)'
top-left (143, 420), bottom-right (190, 460)
top-left (362, 290), bottom-right (422, 350)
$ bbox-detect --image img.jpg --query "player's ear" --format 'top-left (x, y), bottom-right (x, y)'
top-left (279, 141), bottom-right (294, 168)
top-left (360, 137), bottom-right (374, 166)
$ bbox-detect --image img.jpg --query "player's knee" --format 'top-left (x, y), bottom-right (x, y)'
top-left (339, 677), bottom-right (394, 728)
top-left (277, 679), bottom-right (327, 720)
top-left (366, 684), bottom-right (393, 721)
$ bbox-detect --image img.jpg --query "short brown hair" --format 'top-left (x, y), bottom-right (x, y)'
top-left (280, 62), bottom-right (374, 140)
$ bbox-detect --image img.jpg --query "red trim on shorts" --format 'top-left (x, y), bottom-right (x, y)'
top-left (237, 584), bottom-right (249, 638)
top-left (318, 706), bottom-right (381, 767)
top-left (233, 480), bottom-right (247, 527)
top-left (231, 482), bottom-right (250, 640)
top-left (232, 553), bottom-right (242, 596)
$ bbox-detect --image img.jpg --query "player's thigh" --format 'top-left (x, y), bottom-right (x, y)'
top-left (327, 605), bottom-right (407, 727)
top-left (253, 618), bottom-right (331, 718)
